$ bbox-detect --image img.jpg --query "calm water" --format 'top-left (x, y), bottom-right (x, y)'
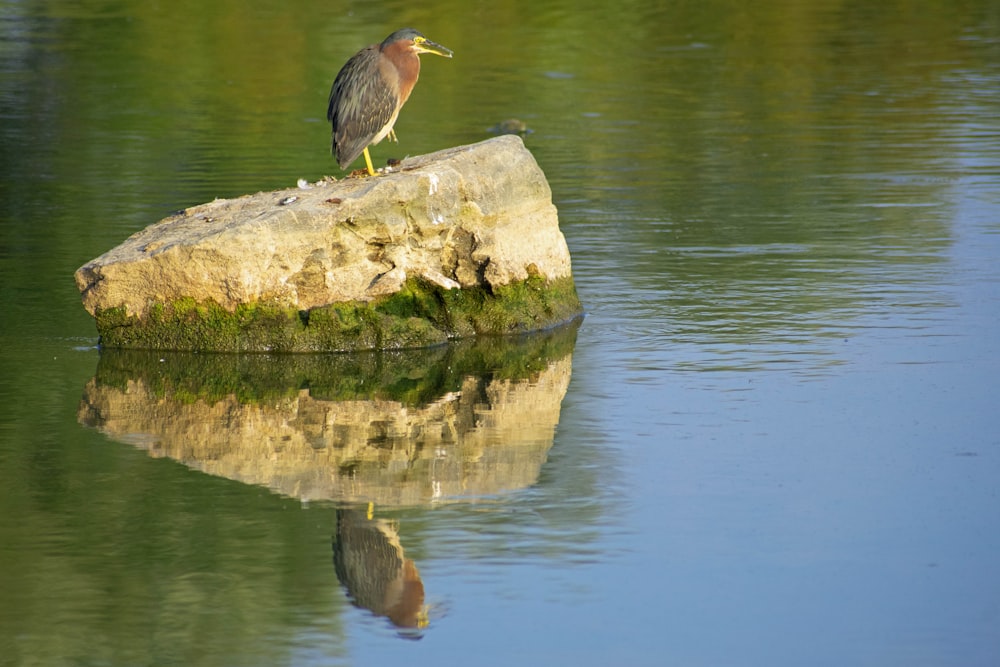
top-left (2, 1), bottom-right (1000, 665)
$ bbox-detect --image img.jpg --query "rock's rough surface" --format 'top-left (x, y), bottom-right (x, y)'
top-left (74, 135), bottom-right (581, 352)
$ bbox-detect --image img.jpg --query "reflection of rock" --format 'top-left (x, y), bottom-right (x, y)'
top-left (78, 324), bottom-right (578, 506)
top-left (333, 509), bottom-right (425, 633)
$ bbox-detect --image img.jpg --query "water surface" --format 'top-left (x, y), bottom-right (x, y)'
top-left (2, 1), bottom-right (999, 665)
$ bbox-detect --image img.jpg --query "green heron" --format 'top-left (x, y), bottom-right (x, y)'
top-left (327, 28), bottom-right (453, 176)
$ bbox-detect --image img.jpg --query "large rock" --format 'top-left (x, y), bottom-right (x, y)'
top-left (75, 135), bottom-right (581, 352)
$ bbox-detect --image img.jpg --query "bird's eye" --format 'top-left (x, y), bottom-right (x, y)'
top-left (414, 36), bottom-right (425, 45)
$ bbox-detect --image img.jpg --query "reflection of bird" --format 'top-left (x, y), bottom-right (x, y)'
top-left (332, 509), bottom-right (427, 634)
top-left (327, 28), bottom-right (453, 176)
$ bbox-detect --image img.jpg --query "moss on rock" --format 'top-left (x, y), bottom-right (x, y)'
top-left (95, 276), bottom-right (582, 353)
top-left (90, 317), bottom-right (581, 406)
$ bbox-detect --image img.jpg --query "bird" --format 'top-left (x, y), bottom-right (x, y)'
top-left (327, 28), bottom-right (453, 176)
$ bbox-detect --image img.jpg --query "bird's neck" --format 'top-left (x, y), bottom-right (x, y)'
top-left (396, 54), bottom-right (421, 105)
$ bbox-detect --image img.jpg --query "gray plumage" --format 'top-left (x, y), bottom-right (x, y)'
top-left (327, 45), bottom-right (398, 169)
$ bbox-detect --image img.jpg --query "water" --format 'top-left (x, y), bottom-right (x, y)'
top-left (2, 1), bottom-right (999, 665)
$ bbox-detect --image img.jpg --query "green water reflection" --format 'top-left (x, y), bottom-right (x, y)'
top-left (4, 325), bottom-right (586, 659)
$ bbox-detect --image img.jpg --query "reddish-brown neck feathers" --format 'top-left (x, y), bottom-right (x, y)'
top-left (382, 40), bottom-right (421, 106)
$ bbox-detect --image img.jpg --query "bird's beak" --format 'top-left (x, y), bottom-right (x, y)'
top-left (414, 37), bottom-right (453, 58)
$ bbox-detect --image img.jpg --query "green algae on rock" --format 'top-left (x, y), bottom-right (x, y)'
top-left (85, 317), bottom-right (580, 406)
top-left (94, 276), bottom-right (581, 353)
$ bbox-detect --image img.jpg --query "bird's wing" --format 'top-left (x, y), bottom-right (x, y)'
top-left (328, 47), bottom-right (397, 169)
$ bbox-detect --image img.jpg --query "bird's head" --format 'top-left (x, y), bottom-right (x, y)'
top-left (381, 28), bottom-right (453, 58)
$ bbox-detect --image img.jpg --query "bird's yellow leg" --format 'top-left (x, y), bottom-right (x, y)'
top-left (362, 147), bottom-right (376, 176)
top-left (366, 501), bottom-right (374, 520)
top-left (388, 129), bottom-right (398, 143)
